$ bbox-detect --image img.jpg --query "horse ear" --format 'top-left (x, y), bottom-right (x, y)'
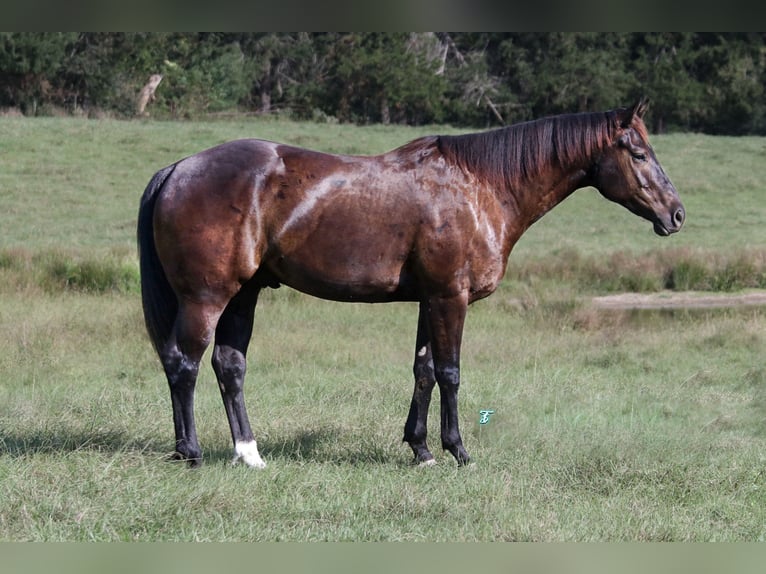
top-left (633, 96), bottom-right (650, 119)
top-left (620, 97), bottom-right (650, 127)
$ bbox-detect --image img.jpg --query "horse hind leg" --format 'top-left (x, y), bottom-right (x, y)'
top-left (212, 285), bottom-right (265, 468)
top-left (161, 301), bottom-right (222, 467)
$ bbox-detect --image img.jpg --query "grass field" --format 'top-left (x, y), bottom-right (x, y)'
top-left (0, 115), bottom-right (765, 541)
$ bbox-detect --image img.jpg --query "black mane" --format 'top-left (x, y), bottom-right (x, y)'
top-left (437, 110), bottom-right (617, 189)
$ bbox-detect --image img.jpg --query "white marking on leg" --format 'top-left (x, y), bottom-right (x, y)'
top-left (418, 458), bottom-right (437, 468)
top-left (417, 345), bottom-right (428, 357)
top-left (233, 440), bottom-right (266, 468)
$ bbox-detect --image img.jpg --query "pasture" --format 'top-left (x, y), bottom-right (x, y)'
top-left (0, 115), bottom-right (765, 541)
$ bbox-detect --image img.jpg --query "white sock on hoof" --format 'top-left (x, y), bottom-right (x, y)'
top-left (233, 440), bottom-right (266, 468)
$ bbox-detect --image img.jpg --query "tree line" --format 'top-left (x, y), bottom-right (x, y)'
top-left (1, 32), bottom-right (764, 134)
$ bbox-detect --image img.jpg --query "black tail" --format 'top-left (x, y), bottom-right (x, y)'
top-left (137, 164), bottom-right (178, 357)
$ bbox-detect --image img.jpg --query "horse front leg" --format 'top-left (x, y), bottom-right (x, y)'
top-left (403, 301), bottom-right (437, 466)
top-left (427, 292), bottom-right (471, 466)
top-left (212, 286), bottom-right (265, 468)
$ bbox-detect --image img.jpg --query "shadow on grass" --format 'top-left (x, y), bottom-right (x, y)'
top-left (0, 427), bottom-right (169, 460)
top-left (204, 426), bottom-right (404, 466)
top-left (1, 424), bottom-right (405, 467)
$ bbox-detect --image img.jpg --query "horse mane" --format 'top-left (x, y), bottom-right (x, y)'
top-left (436, 110), bottom-right (621, 190)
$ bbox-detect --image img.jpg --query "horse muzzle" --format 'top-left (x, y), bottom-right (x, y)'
top-left (653, 204), bottom-right (685, 236)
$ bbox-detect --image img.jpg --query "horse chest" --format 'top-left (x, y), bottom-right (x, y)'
top-left (413, 205), bottom-right (508, 299)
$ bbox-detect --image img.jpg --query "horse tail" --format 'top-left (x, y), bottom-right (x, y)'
top-left (137, 163), bottom-right (178, 357)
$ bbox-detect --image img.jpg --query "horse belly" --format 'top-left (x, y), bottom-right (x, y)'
top-left (267, 216), bottom-right (417, 302)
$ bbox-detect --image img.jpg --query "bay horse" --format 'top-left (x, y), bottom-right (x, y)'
top-left (137, 98), bottom-right (684, 468)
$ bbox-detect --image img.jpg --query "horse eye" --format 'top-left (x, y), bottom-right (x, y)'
top-left (631, 152), bottom-right (646, 162)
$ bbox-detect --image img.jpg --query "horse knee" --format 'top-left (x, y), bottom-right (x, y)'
top-left (212, 347), bottom-right (246, 389)
top-left (161, 346), bottom-right (200, 391)
top-left (413, 347), bottom-right (434, 379)
top-left (413, 361), bottom-right (435, 384)
top-left (434, 364), bottom-right (460, 388)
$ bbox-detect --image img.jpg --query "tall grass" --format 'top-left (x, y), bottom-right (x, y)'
top-left (509, 247), bottom-right (766, 294)
top-left (0, 248), bottom-right (138, 294)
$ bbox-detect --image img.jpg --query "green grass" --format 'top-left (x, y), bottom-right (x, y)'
top-left (0, 116), bottom-right (765, 541)
top-left (1, 289), bottom-right (764, 540)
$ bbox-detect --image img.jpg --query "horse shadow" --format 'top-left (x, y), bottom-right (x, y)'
top-left (0, 426), bottom-right (169, 460)
top-left (205, 426), bottom-right (403, 466)
top-left (0, 425), bottom-right (406, 467)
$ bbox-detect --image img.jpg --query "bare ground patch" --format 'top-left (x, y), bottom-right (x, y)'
top-left (591, 290), bottom-right (766, 310)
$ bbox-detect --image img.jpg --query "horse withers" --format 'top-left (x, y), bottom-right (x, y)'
top-left (137, 98), bottom-right (684, 468)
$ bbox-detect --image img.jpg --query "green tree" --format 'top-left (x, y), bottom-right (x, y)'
top-left (57, 33), bottom-right (169, 115)
top-left (496, 33), bottom-right (637, 122)
top-left (628, 33), bottom-right (707, 133)
top-left (150, 33), bottom-right (248, 117)
top-left (693, 33), bottom-right (765, 134)
top-left (438, 33), bottom-right (514, 126)
top-left (321, 33), bottom-right (447, 124)
top-left (223, 32), bottom-right (317, 115)
top-left (0, 32), bottom-right (77, 113)
top-left (1, 32), bottom-right (765, 133)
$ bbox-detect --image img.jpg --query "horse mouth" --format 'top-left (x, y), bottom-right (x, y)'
top-left (653, 221), bottom-right (671, 236)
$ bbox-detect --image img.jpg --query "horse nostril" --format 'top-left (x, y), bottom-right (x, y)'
top-left (673, 206), bottom-right (685, 228)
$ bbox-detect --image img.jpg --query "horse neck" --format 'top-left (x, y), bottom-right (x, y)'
top-left (502, 156), bottom-right (594, 236)
top-left (439, 114), bottom-right (609, 238)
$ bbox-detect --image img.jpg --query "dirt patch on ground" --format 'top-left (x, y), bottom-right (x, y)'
top-left (591, 290), bottom-right (766, 310)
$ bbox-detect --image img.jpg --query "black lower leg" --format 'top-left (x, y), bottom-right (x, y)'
top-left (404, 376), bottom-right (436, 463)
top-left (403, 304), bottom-right (437, 464)
top-left (213, 292), bottom-right (258, 451)
top-left (436, 366), bottom-right (470, 466)
top-left (164, 349), bottom-right (203, 466)
top-left (213, 344), bottom-right (255, 445)
top-left (426, 292), bottom-right (471, 467)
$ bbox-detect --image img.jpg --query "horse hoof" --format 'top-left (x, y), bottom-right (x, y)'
top-left (417, 458), bottom-right (437, 468)
top-left (232, 440), bottom-right (267, 469)
top-left (169, 451), bottom-right (202, 468)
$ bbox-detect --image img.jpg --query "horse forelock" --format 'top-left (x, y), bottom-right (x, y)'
top-left (437, 111), bottom-right (617, 190)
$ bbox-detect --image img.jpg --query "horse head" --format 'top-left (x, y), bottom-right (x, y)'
top-left (593, 98), bottom-right (685, 236)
